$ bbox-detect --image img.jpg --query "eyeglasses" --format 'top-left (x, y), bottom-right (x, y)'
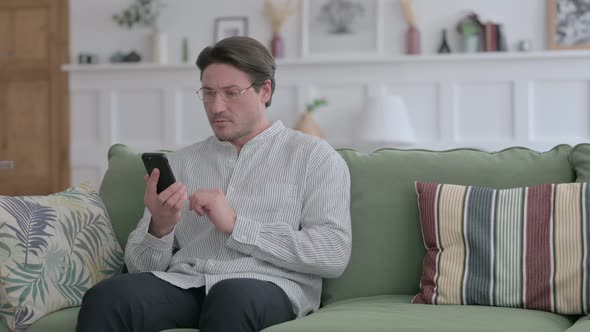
top-left (196, 83), bottom-right (256, 103)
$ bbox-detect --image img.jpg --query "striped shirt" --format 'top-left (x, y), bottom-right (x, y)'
top-left (125, 121), bottom-right (352, 317)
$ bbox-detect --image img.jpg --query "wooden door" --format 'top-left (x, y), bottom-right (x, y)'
top-left (0, 0), bottom-right (69, 195)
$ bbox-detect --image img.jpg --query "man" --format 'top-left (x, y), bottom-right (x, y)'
top-left (77, 36), bottom-right (352, 332)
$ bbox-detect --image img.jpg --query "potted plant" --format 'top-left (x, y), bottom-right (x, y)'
top-left (295, 98), bottom-right (327, 138)
top-left (112, 0), bottom-right (167, 63)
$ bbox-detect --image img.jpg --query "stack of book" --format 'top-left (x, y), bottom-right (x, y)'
top-left (484, 22), bottom-right (507, 52)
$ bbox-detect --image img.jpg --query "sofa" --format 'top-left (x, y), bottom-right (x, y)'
top-left (3, 143), bottom-right (590, 332)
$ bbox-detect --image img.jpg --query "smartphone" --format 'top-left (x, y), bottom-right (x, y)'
top-left (141, 152), bottom-right (177, 194)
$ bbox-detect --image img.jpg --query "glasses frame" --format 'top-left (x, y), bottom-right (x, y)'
top-left (196, 82), bottom-right (257, 103)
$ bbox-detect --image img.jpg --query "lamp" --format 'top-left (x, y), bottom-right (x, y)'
top-left (358, 95), bottom-right (415, 145)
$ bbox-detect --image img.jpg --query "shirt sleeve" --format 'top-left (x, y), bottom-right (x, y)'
top-left (225, 145), bottom-right (352, 278)
top-left (124, 208), bottom-right (175, 273)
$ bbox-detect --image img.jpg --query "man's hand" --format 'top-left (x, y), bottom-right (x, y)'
top-left (144, 168), bottom-right (187, 238)
top-left (188, 188), bottom-right (236, 234)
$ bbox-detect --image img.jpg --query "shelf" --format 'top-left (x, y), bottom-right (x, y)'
top-left (62, 50), bottom-right (590, 72)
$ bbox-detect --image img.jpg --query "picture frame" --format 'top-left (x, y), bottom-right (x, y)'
top-left (214, 17), bottom-right (248, 43)
top-left (300, 0), bottom-right (384, 57)
top-left (548, 0), bottom-right (590, 50)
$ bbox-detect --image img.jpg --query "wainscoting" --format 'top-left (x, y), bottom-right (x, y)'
top-left (64, 51), bottom-right (590, 187)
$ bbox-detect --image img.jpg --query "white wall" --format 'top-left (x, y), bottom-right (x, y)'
top-left (67, 0), bottom-right (590, 189)
top-left (66, 52), bottom-right (590, 187)
top-left (70, 0), bottom-right (548, 64)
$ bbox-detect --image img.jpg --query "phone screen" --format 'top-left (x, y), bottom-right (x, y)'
top-left (141, 153), bottom-right (177, 194)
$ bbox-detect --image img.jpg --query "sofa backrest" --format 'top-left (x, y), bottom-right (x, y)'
top-left (99, 144), bottom-right (576, 306)
top-left (99, 144), bottom-right (147, 248)
top-left (321, 145), bottom-right (575, 306)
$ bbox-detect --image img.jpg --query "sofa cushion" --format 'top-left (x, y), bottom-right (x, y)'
top-left (566, 316), bottom-right (590, 332)
top-left (571, 144), bottom-right (590, 182)
top-left (323, 145), bottom-right (574, 306)
top-left (25, 307), bottom-right (78, 332)
top-left (0, 184), bottom-right (124, 331)
top-left (413, 181), bottom-right (590, 315)
top-left (264, 295), bottom-right (576, 332)
top-left (99, 144), bottom-right (147, 248)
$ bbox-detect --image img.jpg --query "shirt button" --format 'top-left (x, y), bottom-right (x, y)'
top-left (229, 159), bottom-right (235, 163)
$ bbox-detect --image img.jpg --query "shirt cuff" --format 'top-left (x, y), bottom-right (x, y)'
top-left (142, 227), bottom-right (175, 251)
top-left (226, 215), bottom-right (261, 255)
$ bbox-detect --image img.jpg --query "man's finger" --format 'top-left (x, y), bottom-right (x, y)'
top-left (175, 192), bottom-right (187, 210)
top-left (159, 182), bottom-right (184, 204)
top-left (165, 186), bottom-right (187, 209)
top-left (146, 168), bottom-right (160, 196)
top-left (189, 195), bottom-right (205, 216)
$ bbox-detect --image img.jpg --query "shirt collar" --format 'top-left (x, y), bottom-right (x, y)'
top-left (208, 120), bottom-right (285, 148)
top-left (247, 120), bottom-right (284, 144)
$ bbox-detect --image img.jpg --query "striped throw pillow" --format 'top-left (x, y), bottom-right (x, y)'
top-left (412, 181), bottom-right (590, 315)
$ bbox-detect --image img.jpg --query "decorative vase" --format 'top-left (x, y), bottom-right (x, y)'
top-left (406, 26), bottom-right (421, 55)
top-left (270, 32), bottom-right (284, 58)
top-left (152, 31), bottom-right (168, 64)
top-left (463, 34), bottom-right (480, 53)
top-left (295, 113), bottom-right (323, 138)
top-left (181, 37), bottom-right (189, 63)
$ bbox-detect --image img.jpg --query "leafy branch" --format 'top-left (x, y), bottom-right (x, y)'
top-left (112, 0), bottom-right (165, 31)
top-left (305, 98), bottom-right (328, 113)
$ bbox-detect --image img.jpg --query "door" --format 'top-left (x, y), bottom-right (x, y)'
top-left (0, 0), bottom-right (69, 195)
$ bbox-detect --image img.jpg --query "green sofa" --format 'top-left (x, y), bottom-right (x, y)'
top-left (3, 143), bottom-right (590, 332)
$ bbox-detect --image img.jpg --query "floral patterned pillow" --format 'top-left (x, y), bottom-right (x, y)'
top-left (0, 183), bottom-right (124, 331)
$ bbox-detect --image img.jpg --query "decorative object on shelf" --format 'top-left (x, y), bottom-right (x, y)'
top-left (456, 12), bottom-right (484, 53)
top-left (214, 17), bottom-right (248, 43)
top-left (263, 0), bottom-right (295, 58)
top-left (151, 32), bottom-right (168, 63)
top-left (295, 97), bottom-right (327, 138)
top-left (270, 33), bottom-right (285, 58)
top-left (123, 51), bottom-right (142, 62)
top-left (110, 51), bottom-right (126, 63)
top-left (482, 20), bottom-right (504, 52)
top-left (112, 0), bottom-right (167, 64)
top-left (301, 0), bottom-right (383, 57)
top-left (438, 29), bottom-right (452, 53)
top-left (497, 24), bottom-right (508, 51)
top-left (400, 0), bottom-right (420, 55)
top-left (518, 39), bottom-right (533, 52)
top-left (109, 51), bottom-right (142, 63)
top-left (548, 0), bottom-right (590, 50)
top-left (78, 53), bottom-right (99, 65)
top-left (358, 95), bottom-right (415, 146)
top-left (182, 37), bottom-right (189, 63)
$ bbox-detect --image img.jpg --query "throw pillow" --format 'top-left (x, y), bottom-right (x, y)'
top-left (412, 181), bottom-right (590, 315)
top-left (0, 183), bottom-right (124, 331)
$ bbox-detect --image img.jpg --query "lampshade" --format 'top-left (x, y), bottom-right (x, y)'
top-left (358, 95), bottom-right (415, 145)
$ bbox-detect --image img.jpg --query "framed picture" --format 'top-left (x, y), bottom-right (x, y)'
top-left (214, 17), bottom-right (248, 43)
top-left (301, 0), bottom-right (384, 57)
top-left (548, 0), bottom-right (590, 50)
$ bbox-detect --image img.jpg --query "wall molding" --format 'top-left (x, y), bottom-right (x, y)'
top-left (64, 51), bottom-right (590, 187)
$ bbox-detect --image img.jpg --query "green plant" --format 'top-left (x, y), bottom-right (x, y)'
top-left (305, 98), bottom-right (328, 113)
top-left (112, 0), bottom-right (164, 31)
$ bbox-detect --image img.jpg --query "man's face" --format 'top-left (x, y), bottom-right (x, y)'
top-left (200, 63), bottom-right (271, 147)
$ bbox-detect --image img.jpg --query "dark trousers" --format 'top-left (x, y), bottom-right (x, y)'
top-left (76, 273), bottom-right (295, 332)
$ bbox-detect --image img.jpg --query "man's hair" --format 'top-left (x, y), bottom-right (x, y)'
top-left (196, 36), bottom-right (276, 108)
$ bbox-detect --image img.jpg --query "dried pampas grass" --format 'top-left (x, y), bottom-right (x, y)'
top-left (264, 0), bottom-right (295, 33)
